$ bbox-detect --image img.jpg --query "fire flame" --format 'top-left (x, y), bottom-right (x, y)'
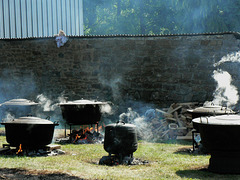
top-left (16, 144), bottom-right (23, 155)
top-left (71, 124), bottom-right (104, 144)
top-left (73, 134), bottom-right (80, 143)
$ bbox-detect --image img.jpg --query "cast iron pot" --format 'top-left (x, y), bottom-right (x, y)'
top-left (59, 100), bottom-right (107, 125)
top-left (192, 115), bottom-right (240, 173)
top-left (1, 116), bottom-right (59, 148)
top-left (104, 121), bottom-right (138, 156)
top-left (0, 99), bottom-right (39, 118)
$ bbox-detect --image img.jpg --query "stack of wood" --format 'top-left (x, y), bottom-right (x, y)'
top-left (137, 102), bottom-right (200, 141)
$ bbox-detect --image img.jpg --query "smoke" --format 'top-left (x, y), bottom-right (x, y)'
top-left (36, 93), bottom-right (67, 112)
top-left (99, 77), bottom-right (122, 101)
top-left (36, 94), bottom-right (57, 112)
top-left (212, 70), bottom-right (239, 107)
top-left (2, 112), bottom-right (15, 122)
top-left (118, 107), bottom-right (160, 142)
top-left (212, 50), bottom-right (240, 107)
top-left (214, 51), bottom-right (240, 67)
top-left (100, 103), bottom-right (113, 115)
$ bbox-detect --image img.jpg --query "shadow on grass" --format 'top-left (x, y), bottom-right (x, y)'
top-left (153, 139), bottom-right (192, 145)
top-left (0, 167), bottom-right (84, 180)
top-left (174, 146), bottom-right (210, 156)
top-left (176, 166), bottom-right (240, 179)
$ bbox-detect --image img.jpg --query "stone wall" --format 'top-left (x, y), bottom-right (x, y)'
top-left (0, 33), bottom-right (240, 117)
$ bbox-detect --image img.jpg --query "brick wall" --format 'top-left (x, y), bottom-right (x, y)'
top-left (0, 33), bottom-right (240, 116)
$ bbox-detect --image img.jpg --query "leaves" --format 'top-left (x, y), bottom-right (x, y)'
top-left (83, 0), bottom-right (240, 35)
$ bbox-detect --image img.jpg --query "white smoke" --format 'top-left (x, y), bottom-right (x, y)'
top-left (36, 94), bottom-right (68, 112)
top-left (212, 69), bottom-right (239, 107)
top-left (36, 94), bottom-right (58, 111)
top-left (118, 108), bottom-right (154, 141)
top-left (212, 50), bottom-right (240, 107)
top-left (3, 112), bottom-right (15, 122)
top-left (214, 51), bottom-right (240, 67)
top-left (100, 103), bottom-right (113, 114)
top-left (99, 77), bottom-right (122, 101)
top-left (133, 116), bottom-right (154, 140)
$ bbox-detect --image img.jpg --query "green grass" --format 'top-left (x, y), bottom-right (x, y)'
top-left (0, 135), bottom-right (240, 179)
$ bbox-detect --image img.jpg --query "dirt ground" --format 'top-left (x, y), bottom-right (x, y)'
top-left (0, 168), bottom-right (84, 180)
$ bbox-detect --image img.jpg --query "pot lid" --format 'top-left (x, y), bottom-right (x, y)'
top-left (59, 99), bottom-right (107, 105)
top-left (192, 114), bottom-right (240, 125)
top-left (1, 116), bottom-right (54, 124)
top-left (1, 99), bottom-right (38, 106)
top-left (187, 105), bottom-right (234, 114)
top-left (106, 121), bottom-right (137, 128)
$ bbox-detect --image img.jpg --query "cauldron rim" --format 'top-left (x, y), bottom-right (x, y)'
top-left (187, 106), bottom-right (234, 114)
top-left (1, 116), bottom-right (58, 125)
top-left (192, 114), bottom-right (240, 125)
top-left (59, 99), bottom-right (107, 105)
top-left (0, 98), bottom-right (38, 106)
top-left (106, 122), bottom-right (136, 128)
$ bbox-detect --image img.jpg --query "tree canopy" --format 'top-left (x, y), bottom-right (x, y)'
top-left (83, 0), bottom-right (240, 35)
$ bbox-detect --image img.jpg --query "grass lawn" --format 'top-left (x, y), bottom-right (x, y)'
top-left (0, 130), bottom-right (239, 179)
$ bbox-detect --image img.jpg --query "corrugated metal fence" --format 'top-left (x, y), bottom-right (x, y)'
top-left (0, 0), bottom-right (84, 39)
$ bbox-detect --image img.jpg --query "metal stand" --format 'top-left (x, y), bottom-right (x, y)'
top-left (192, 129), bottom-right (199, 151)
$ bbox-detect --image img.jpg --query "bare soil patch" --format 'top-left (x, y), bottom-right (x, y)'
top-left (0, 168), bottom-right (84, 180)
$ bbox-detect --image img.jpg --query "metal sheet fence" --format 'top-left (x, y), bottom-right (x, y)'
top-left (0, 0), bottom-right (84, 38)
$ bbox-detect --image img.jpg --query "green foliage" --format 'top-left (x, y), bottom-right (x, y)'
top-left (83, 0), bottom-right (240, 35)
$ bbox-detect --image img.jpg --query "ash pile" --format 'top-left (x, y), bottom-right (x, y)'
top-left (0, 144), bottom-right (65, 157)
top-left (99, 154), bottom-right (149, 166)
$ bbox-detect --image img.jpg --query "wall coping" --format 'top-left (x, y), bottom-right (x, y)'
top-left (1, 31), bottom-right (240, 40)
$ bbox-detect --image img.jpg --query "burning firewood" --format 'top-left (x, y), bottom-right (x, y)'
top-left (68, 127), bottom-right (104, 144)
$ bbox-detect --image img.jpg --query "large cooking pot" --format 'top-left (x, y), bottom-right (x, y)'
top-left (0, 99), bottom-right (39, 118)
top-left (192, 115), bottom-right (240, 173)
top-left (187, 102), bottom-right (235, 119)
top-left (1, 116), bottom-right (59, 148)
top-left (59, 99), bottom-right (107, 125)
top-left (104, 121), bottom-right (138, 156)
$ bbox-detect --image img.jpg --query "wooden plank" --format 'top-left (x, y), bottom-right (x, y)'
top-left (161, 130), bottom-right (170, 137)
top-left (168, 106), bottom-right (182, 114)
top-left (178, 102), bottom-right (198, 106)
top-left (166, 117), bottom-right (177, 122)
top-left (46, 144), bottom-right (61, 150)
top-left (155, 109), bottom-right (173, 117)
top-left (0, 147), bottom-right (10, 153)
top-left (177, 127), bottom-right (187, 130)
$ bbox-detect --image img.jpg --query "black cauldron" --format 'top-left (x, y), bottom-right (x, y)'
top-left (104, 121), bottom-right (138, 156)
top-left (1, 116), bottom-right (59, 148)
top-left (192, 115), bottom-right (240, 173)
top-left (59, 100), bottom-right (107, 125)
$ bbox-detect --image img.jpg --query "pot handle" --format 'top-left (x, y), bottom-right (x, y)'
top-left (45, 116), bottom-right (51, 120)
top-left (116, 120), bottom-right (125, 125)
top-left (54, 121), bottom-right (59, 125)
